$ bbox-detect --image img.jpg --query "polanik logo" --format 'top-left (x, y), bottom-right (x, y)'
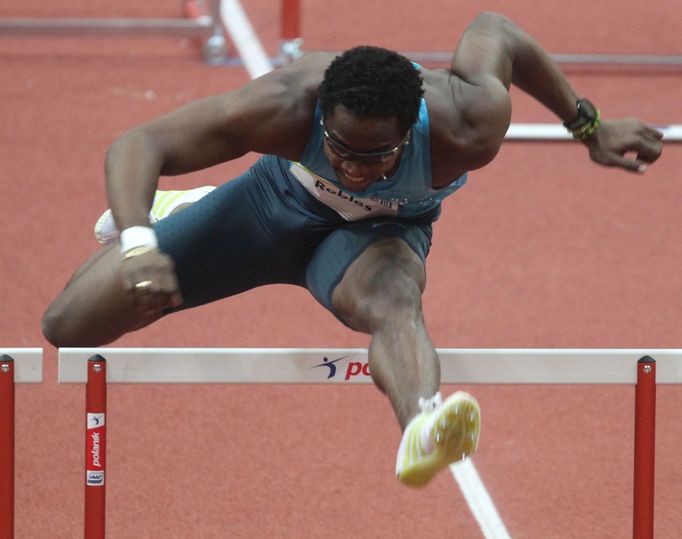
top-left (311, 356), bottom-right (371, 381)
top-left (87, 413), bottom-right (105, 429)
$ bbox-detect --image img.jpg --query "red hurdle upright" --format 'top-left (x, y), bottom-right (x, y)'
top-left (281, 0), bottom-right (300, 41)
top-left (0, 356), bottom-right (15, 539)
top-left (85, 356), bottom-right (107, 539)
top-left (633, 356), bottom-right (656, 539)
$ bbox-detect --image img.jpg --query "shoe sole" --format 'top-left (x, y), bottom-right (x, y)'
top-left (398, 391), bottom-right (480, 487)
top-left (93, 209), bottom-right (118, 245)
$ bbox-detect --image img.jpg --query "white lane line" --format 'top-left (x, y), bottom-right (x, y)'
top-left (220, 0), bottom-right (273, 78)
top-left (450, 459), bottom-right (512, 539)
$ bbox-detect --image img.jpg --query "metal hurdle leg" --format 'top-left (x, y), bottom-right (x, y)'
top-left (85, 356), bottom-right (107, 539)
top-left (279, 0), bottom-right (303, 62)
top-left (0, 350), bottom-right (43, 539)
top-left (633, 356), bottom-right (656, 539)
top-left (183, 0), bottom-right (229, 64)
top-left (204, 0), bottom-right (229, 63)
top-left (0, 356), bottom-right (15, 539)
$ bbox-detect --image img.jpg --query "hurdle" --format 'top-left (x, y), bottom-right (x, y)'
top-left (276, 1), bottom-right (682, 69)
top-left (58, 348), bottom-right (681, 539)
top-left (0, 349), bottom-right (43, 539)
top-left (3, 0), bottom-right (682, 71)
top-left (0, 0), bottom-right (228, 64)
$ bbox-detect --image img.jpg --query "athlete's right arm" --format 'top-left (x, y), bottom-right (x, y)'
top-left (105, 61), bottom-right (319, 233)
top-left (104, 55), bottom-right (324, 313)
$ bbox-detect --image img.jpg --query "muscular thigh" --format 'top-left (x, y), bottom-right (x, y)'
top-left (305, 218), bottom-right (433, 326)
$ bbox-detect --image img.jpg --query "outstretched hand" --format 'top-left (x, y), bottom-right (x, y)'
top-left (120, 248), bottom-right (183, 315)
top-left (585, 119), bottom-right (663, 173)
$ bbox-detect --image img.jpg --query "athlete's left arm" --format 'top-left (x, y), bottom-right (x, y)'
top-left (451, 12), bottom-right (663, 173)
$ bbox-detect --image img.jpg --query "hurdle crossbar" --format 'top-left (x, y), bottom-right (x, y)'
top-left (59, 348), bottom-right (681, 539)
top-left (401, 51), bottom-right (682, 68)
top-left (0, 349), bottom-right (43, 539)
top-left (0, 18), bottom-right (214, 37)
top-left (58, 348), bottom-right (682, 384)
top-left (505, 124), bottom-right (682, 142)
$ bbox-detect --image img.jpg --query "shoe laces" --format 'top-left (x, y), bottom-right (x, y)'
top-left (418, 392), bottom-right (442, 413)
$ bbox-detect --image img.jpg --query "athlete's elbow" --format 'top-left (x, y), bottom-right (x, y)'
top-left (471, 12), bottom-right (526, 49)
top-left (471, 12), bottom-right (514, 32)
top-left (105, 129), bottom-right (164, 174)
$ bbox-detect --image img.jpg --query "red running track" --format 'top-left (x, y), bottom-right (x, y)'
top-left (1, 0), bottom-right (681, 537)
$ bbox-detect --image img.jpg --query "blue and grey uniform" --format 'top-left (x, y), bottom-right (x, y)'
top-left (155, 99), bottom-right (467, 321)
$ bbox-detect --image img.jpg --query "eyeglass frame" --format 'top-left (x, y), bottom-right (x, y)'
top-left (320, 116), bottom-right (411, 163)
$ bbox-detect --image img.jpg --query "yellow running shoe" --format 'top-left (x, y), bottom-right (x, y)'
top-left (94, 186), bottom-right (216, 244)
top-left (396, 391), bottom-right (480, 487)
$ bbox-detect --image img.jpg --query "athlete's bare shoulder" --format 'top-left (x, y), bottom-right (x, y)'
top-left (422, 66), bottom-right (512, 183)
top-left (215, 52), bottom-right (335, 158)
top-left (285, 51), bottom-right (337, 85)
top-left (260, 52), bottom-right (334, 112)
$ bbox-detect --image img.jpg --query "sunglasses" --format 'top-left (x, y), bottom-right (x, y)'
top-left (320, 117), bottom-right (410, 163)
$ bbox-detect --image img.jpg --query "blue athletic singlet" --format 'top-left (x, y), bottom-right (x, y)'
top-left (279, 99), bottom-right (467, 221)
top-left (155, 95), bottom-right (470, 322)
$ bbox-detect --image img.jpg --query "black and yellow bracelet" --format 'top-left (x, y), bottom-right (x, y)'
top-left (569, 109), bottom-right (601, 141)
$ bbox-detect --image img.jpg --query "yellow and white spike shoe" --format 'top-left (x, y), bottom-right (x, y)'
top-left (94, 186), bottom-right (216, 245)
top-left (396, 391), bottom-right (480, 488)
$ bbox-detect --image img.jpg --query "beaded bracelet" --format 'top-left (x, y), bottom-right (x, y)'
top-left (569, 109), bottom-right (601, 141)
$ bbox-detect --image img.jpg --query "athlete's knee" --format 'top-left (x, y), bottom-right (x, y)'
top-left (42, 244), bottom-right (133, 347)
top-left (41, 300), bottom-right (73, 347)
top-left (42, 295), bottom-right (148, 347)
top-left (335, 258), bottom-right (424, 332)
top-left (370, 267), bottom-right (423, 319)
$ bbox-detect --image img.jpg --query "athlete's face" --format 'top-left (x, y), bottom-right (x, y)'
top-left (322, 105), bottom-right (410, 192)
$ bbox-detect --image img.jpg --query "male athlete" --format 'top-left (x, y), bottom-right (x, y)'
top-left (42, 13), bottom-right (663, 487)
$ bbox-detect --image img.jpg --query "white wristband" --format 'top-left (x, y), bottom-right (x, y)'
top-left (119, 226), bottom-right (159, 253)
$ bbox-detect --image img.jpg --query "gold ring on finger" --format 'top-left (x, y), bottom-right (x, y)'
top-left (134, 280), bottom-right (153, 290)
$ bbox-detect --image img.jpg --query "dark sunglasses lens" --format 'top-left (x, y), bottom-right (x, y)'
top-left (364, 153), bottom-right (391, 163)
top-left (323, 123), bottom-right (402, 162)
top-left (328, 139), bottom-right (351, 158)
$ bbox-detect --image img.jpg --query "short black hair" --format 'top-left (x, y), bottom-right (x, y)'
top-left (318, 46), bottom-right (424, 134)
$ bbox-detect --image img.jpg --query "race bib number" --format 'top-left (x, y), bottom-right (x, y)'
top-left (289, 163), bottom-right (400, 221)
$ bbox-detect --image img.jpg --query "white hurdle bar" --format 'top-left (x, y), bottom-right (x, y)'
top-left (58, 348), bottom-right (681, 539)
top-left (403, 51), bottom-right (682, 68)
top-left (59, 348), bottom-right (682, 384)
top-left (505, 123), bottom-right (682, 142)
top-left (0, 349), bottom-right (43, 539)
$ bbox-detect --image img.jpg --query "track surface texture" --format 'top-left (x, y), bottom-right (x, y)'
top-left (1, 1), bottom-right (681, 537)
